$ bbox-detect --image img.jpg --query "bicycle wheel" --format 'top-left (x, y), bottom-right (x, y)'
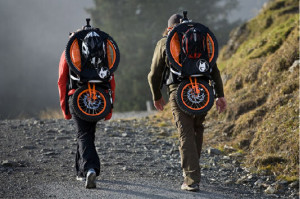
top-left (176, 79), bottom-right (214, 115)
top-left (71, 85), bottom-right (111, 122)
top-left (166, 22), bottom-right (218, 74)
top-left (65, 29), bottom-right (120, 76)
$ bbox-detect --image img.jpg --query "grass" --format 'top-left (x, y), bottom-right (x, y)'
top-left (212, 0), bottom-right (299, 180)
top-left (39, 108), bottom-right (64, 119)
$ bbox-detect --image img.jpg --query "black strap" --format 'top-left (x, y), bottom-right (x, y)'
top-left (160, 66), bottom-right (169, 89)
top-left (65, 69), bottom-right (71, 115)
top-left (200, 30), bottom-right (209, 61)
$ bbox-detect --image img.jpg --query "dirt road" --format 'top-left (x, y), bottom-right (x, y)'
top-left (0, 116), bottom-right (295, 198)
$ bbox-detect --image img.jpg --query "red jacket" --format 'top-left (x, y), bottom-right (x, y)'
top-left (58, 51), bottom-right (115, 120)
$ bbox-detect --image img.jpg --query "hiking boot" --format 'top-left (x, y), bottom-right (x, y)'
top-left (85, 169), bottom-right (96, 189)
top-left (76, 176), bottom-right (86, 182)
top-left (181, 182), bottom-right (199, 192)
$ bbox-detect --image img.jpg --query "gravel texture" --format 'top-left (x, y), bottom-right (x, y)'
top-left (0, 113), bottom-right (298, 198)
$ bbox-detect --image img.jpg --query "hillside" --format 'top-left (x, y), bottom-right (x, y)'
top-left (208, 0), bottom-right (299, 180)
top-left (153, 0), bottom-right (299, 181)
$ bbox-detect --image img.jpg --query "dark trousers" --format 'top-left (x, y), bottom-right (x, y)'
top-left (69, 98), bottom-right (100, 177)
top-left (169, 91), bottom-right (206, 185)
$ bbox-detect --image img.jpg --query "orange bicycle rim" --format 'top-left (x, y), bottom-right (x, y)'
top-left (181, 83), bottom-right (210, 110)
top-left (77, 89), bottom-right (106, 116)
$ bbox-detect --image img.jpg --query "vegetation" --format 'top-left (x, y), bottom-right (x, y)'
top-left (40, 109), bottom-right (64, 120)
top-left (152, 0), bottom-right (299, 181)
top-left (210, 0), bottom-right (299, 180)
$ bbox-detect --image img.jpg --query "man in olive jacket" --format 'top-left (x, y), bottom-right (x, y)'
top-left (148, 14), bottom-right (227, 192)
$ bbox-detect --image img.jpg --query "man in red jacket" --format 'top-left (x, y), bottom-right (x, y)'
top-left (58, 31), bottom-right (115, 189)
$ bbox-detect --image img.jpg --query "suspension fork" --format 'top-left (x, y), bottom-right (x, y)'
top-left (88, 83), bottom-right (97, 101)
top-left (189, 77), bottom-right (200, 94)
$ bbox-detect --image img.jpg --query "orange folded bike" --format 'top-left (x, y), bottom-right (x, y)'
top-left (166, 11), bottom-right (218, 115)
top-left (65, 19), bottom-right (120, 121)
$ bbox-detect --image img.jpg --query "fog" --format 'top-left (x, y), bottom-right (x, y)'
top-left (0, 0), bottom-right (93, 118)
top-left (228, 0), bottom-right (269, 22)
top-left (0, 0), bottom-right (267, 119)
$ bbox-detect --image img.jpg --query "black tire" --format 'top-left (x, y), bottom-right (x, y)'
top-left (65, 29), bottom-right (120, 75)
top-left (71, 85), bottom-right (111, 122)
top-left (166, 22), bottom-right (218, 73)
top-left (176, 79), bottom-right (214, 116)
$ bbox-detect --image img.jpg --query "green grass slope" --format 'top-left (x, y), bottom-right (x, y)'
top-left (207, 0), bottom-right (299, 180)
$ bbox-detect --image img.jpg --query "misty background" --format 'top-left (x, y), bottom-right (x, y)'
top-left (0, 0), bottom-right (267, 119)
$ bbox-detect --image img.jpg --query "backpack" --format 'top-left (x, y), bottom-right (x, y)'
top-left (164, 11), bottom-right (218, 115)
top-left (65, 19), bottom-right (120, 122)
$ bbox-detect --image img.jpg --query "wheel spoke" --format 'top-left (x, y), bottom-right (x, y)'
top-left (181, 82), bottom-right (211, 110)
top-left (76, 90), bottom-right (107, 116)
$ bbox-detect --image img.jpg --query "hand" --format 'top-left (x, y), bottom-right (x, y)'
top-left (216, 97), bottom-right (227, 114)
top-left (154, 97), bottom-right (166, 111)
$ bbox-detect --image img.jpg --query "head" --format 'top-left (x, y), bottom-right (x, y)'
top-left (168, 14), bottom-right (183, 28)
top-left (163, 13), bottom-right (183, 36)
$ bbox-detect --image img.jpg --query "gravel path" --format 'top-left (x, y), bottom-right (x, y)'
top-left (110, 111), bottom-right (157, 120)
top-left (0, 115), bottom-right (298, 198)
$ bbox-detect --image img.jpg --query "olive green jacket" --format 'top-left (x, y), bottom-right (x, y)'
top-left (148, 37), bottom-right (224, 101)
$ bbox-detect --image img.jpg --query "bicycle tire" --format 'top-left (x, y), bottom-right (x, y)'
top-left (176, 79), bottom-right (214, 115)
top-left (71, 85), bottom-right (111, 122)
top-left (65, 29), bottom-right (120, 76)
top-left (166, 22), bottom-right (218, 74)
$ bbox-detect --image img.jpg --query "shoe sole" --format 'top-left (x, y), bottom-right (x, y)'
top-left (76, 177), bottom-right (86, 182)
top-left (85, 172), bottom-right (96, 189)
top-left (181, 185), bottom-right (199, 192)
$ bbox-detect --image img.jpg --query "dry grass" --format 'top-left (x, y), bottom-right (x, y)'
top-left (39, 108), bottom-right (64, 120)
top-left (206, 0), bottom-right (299, 180)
